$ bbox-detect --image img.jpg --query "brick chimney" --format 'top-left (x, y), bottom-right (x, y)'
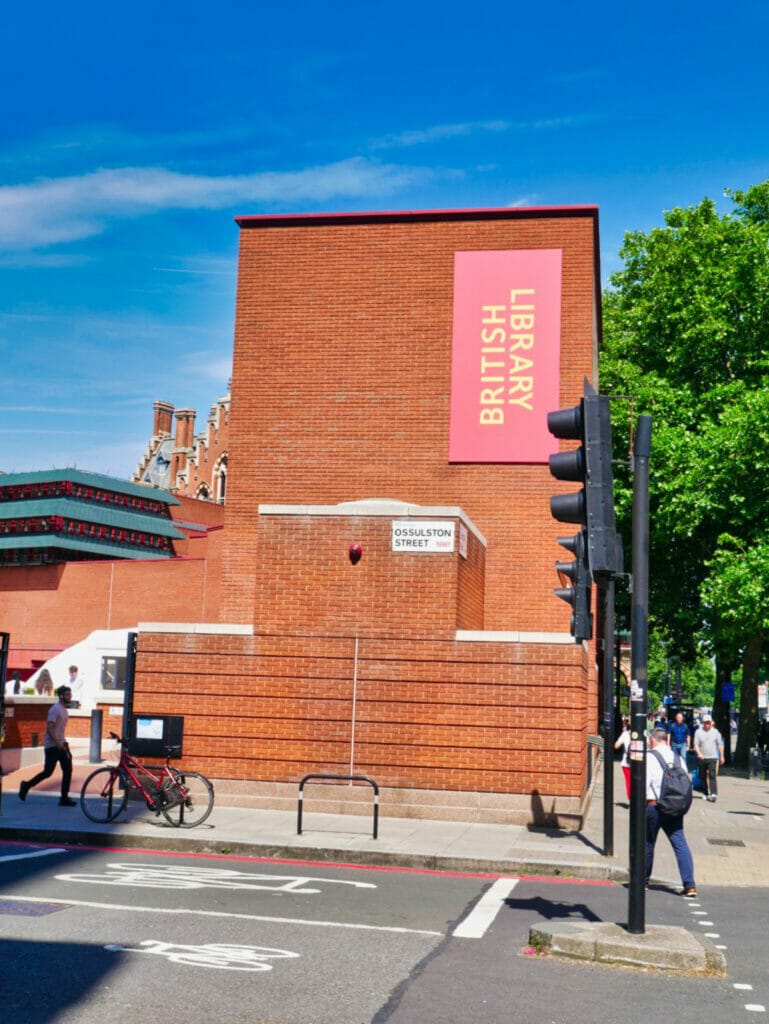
top-left (170, 408), bottom-right (196, 485)
top-left (153, 400), bottom-right (174, 438)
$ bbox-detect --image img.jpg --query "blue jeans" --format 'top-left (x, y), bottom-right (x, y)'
top-left (671, 741), bottom-right (687, 759)
top-left (646, 803), bottom-right (695, 889)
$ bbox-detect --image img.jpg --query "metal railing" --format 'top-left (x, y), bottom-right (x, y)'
top-left (297, 773), bottom-right (379, 839)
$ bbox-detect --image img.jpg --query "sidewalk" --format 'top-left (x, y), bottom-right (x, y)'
top-left (1, 745), bottom-right (768, 886)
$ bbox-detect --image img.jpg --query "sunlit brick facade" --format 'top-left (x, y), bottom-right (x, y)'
top-left (131, 205), bottom-right (603, 827)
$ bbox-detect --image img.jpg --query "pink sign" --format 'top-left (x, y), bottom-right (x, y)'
top-left (449, 249), bottom-right (562, 463)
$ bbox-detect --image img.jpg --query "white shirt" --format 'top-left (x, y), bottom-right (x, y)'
top-left (646, 742), bottom-right (687, 801)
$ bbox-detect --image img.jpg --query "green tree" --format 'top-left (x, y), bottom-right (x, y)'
top-left (601, 182), bottom-right (769, 765)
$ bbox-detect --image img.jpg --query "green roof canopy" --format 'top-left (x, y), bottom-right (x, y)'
top-left (0, 499), bottom-right (185, 539)
top-left (0, 469), bottom-right (179, 505)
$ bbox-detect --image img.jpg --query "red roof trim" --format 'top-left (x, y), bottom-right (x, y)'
top-left (235, 205), bottom-right (599, 229)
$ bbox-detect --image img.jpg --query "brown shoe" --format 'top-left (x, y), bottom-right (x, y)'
top-left (681, 887), bottom-right (698, 898)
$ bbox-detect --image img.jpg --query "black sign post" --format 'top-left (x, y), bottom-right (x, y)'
top-left (628, 415), bottom-right (652, 934)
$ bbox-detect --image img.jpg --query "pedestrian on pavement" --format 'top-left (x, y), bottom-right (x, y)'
top-left (667, 710), bottom-right (690, 759)
top-left (645, 727), bottom-right (697, 897)
top-left (693, 714), bottom-right (724, 802)
top-left (19, 685), bottom-right (76, 806)
top-left (614, 717), bottom-right (632, 799)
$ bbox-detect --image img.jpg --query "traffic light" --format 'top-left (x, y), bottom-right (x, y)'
top-left (547, 378), bottom-right (622, 582)
top-left (554, 529), bottom-right (592, 642)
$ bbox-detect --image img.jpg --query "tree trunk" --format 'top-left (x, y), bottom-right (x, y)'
top-left (735, 633), bottom-right (763, 768)
top-left (712, 656), bottom-right (735, 763)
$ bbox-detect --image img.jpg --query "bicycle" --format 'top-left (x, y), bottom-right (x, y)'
top-left (80, 731), bottom-right (215, 828)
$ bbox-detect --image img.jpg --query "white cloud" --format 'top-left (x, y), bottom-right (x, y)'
top-left (0, 158), bottom-right (431, 252)
top-left (372, 120), bottom-right (511, 150)
top-left (371, 114), bottom-right (598, 151)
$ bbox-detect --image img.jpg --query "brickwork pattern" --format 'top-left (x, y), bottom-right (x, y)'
top-left (223, 211), bottom-right (598, 634)
top-left (0, 556), bottom-right (218, 662)
top-left (255, 512), bottom-right (484, 636)
top-left (134, 629), bottom-right (590, 799)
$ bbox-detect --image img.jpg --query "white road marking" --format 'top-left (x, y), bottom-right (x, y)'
top-left (55, 863), bottom-right (377, 893)
top-left (715, 945), bottom-right (727, 950)
top-left (105, 940), bottom-right (300, 972)
top-left (0, 894), bottom-right (442, 936)
top-left (0, 849), bottom-right (66, 863)
top-left (452, 877), bottom-right (519, 939)
top-left (705, 933), bottom-right (720, 938)
top-left (744, 1005), bottom-right (766, 1013)
top-left (735, 984), bottom-right (754, 991)
top-left (697, 921), bottom-right (714, 926)
top-left (691, 910), bottom-right (707, 915)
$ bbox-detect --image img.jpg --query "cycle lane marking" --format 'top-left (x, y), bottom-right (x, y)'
top-left (0, 893), bottom-right (443, 935)
top-left (104, 940), bottom-right (300, 972)
top-left (53, 862), bottom-right (377, 892)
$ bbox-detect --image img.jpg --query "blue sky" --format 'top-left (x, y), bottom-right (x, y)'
top-left (1, 1), bottom-right (767, 479)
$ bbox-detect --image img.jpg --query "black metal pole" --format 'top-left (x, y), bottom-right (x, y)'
top-left (628, 414), bottom-right (652, 934)
top-left (602, 580), bottom-right (615, 856)
top-left (615, 632), bottom-right (623, 736)
top-left (122, 631), bottom-right (138, 746)
top-left (0, 632), bottom-right (9, 816)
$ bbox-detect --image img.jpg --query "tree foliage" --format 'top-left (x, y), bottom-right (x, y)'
top-left (601, 182), bottom-right (769, 763)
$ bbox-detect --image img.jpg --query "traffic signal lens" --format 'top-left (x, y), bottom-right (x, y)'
top-left (550, 491), bottom-right (585, 524)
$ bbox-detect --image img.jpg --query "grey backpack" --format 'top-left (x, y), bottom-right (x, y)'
top-left (651, 749), bottom-right (693, 816)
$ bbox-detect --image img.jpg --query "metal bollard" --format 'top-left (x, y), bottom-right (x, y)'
top-left (89, 709), bottom-right (103, 763)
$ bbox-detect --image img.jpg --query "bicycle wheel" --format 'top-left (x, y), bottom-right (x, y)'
top-left (160, 771), bottom-right (214, 828)
top-left (80, 767), bottom-right (127, 823)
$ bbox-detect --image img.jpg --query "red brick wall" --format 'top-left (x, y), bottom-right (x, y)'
top-left (254, 511), bottom-right (485, 637)
top-left (1, 699), bottom-right (54, 748)
top-left (134, 629), bottom-right (589, 799)
top-left (223, 210), bottom-right (598, 634)
top-left (0, 553), bottom-right (223, 672)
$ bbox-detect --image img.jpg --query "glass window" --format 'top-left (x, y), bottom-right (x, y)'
top-left (100, 656), bottom-right (126, 691)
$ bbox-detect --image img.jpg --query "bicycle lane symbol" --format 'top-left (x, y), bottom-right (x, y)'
top-left (56, 863), bottom-right (378, 895)
top-left (104, 940), bottom-right (300, 971)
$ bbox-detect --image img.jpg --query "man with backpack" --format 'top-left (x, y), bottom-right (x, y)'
top-left (646, 727), bottom-right (697, 898)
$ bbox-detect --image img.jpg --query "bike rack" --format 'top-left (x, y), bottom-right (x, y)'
top-left (297, 773), bottom-right (379, 839)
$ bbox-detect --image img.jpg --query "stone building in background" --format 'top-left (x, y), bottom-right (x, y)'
top-left (134, 389), bottom-right (230, 503)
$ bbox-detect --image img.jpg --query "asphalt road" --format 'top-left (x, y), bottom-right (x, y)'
top-left (1, 840), bottom-right (766, 1024)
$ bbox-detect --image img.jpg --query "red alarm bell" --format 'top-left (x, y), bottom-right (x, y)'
top-left (348, 543), bottom-right (363, 565)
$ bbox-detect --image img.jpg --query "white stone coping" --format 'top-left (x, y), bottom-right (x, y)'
top-left (138, 622), bottom-right (254, 636)
top-left (456, 630), bottom-right (580, 646)
top-left (96, 691), bottom-right (125, 705)
top-left (258, 498), bottom-right (487, 547)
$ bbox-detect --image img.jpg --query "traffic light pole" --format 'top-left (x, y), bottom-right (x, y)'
top-left (628, 414), bottom-right (652, 935)
top-left (601, 579), bottom-right (615, 856)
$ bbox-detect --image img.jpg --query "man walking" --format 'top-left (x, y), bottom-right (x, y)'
top-left (19, 685), bottom-right (76, 806)
top-left (667, 710), bottom-right (690, 759)
top-left (694, 713), bottom-right (724, 802)
top-left (646, 727), bottom-right (697, 897)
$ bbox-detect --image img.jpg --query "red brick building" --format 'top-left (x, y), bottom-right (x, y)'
top-left (134, 392), bottom-right (230, 502)
top-left (131, 205), bottom-right (603, 826)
